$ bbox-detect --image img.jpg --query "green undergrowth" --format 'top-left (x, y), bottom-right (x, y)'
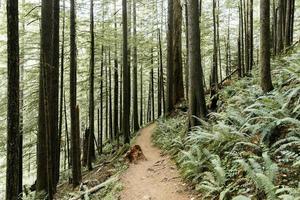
top-left (153, 45), bottom-right (300, 200)
top-left (57, 129), bottom-right (145, 200)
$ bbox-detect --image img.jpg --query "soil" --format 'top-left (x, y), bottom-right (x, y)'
top-left (120, 123), bottom-right (195, 200)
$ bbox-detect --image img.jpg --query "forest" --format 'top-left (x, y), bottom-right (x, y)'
top-left (1, 0), bottom-right (300, 199)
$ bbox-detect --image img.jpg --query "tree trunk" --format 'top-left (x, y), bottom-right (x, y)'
top-left (88, 0), bottom-right (95, 171)
top-left (238, 37), bottom-right (242, 78)
top-left (277, 0), bottom-right (284, 53)
top-left (58, 0), bottom-right (66, 180)
top-left (100, 45), bottom-right (104, 152)
top-left (6, 0), bottom-right (20, 198)
top-left (19, 0), bottom-right (26, 196)
top-left (272, 0), bottom-right (277, 55)
top-left (290, 0), bottom-right (295, 43)
top-left (187, 0), bottom-right (207, 127)
top-left (284, 0), bottom-right (292, 48)
top-left (260, 0), bottom-right (274, 93)
top-left (108, 50), bottom-right (113, 141)
top-left (211, 0), bottom-right (218, 86)
top-left (132, 0), bottom-right (139, 132)
top-left (70, 0), bottom-right (82, 187)
top-left (52, 0), bottom-right (60, 189)
top-left (37, 0), bottom-right (53, 198)
top-left (185, 1), bottom-right (189, 101)
top-left (113, 0), bottom-right (119, 145)
top-left (166, 0), bottom-right (174, 114)
top-left (158, 29), bottom-right (164, 117)
top-left (239, 0), bottom-right (245, 76)
top-left (217, 0), bottom-right (222, 81)
top-left (140, 65), bottom-right (143, 126)
top-left (122, 0), bottom-right (130, 144)
top-left (173, 0), bottom-right (185, 104)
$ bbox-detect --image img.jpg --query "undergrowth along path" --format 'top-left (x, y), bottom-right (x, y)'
top-left (120, 123), bottom-right (194, 200)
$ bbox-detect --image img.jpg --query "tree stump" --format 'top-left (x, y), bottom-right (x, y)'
top-left (124, 145), bottom-right (147, 164)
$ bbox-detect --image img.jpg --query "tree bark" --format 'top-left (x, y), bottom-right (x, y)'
top-left (211, 0), bottom-right (218, 86)
top-left (37, 0), bottom-right (53, 198)
top-left (284, 0), bottom-right (292, 48)
top-left (132, 0), bottom-right (139, 132)
top-left (6, 0), bottom-right (20, 198)
top-left (260, 0), bottom-right (274, 93)
top-left (87, 0), bottom-right (95, 171)
top-left (58, 0), bottom-right (66, 181)
top-left (166, 0), bottom-right (174, 114)
top-left (173, 0), bottom-right (185, 104)
top-left (70, 0), bottom-right (82, 187)
top-left (140, 65), bottom-right (143, 126)
top-left (184, 1), bottom-right (189, 101)
top-left (187, 0), bottom-right (207, 127)
top-left (122, 0), bottom-right (131, 144)
top-left (51, 0), bottom-right (60, 189)
top-left (113, 0), bottom-right (119, 145)
top-left (277, 0), bottom-right (284, 53)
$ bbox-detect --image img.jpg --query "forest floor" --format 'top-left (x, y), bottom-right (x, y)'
top-left (120, 123), bottom-right (196, 200)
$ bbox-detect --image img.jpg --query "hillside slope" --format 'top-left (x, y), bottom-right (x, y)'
top-left (153, 45), bottom-right (300, 199)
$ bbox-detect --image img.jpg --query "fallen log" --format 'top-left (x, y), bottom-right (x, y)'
top-left (69, 177), bottom-right (117, 200)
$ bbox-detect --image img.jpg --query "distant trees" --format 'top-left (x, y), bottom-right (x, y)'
top-left (274, 0), bottom-right (295, 54)
top-left (237, 0), bottom-right (254, 77)
top-left (260, 0), bottom-right (273, 93)
top-left (6, 0), bottom-right (21, 199)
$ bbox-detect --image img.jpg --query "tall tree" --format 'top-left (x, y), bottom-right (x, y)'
top-left (88, 0), bottom-right (95, 171)
top-left (166, 0), bottom-right (174, 114)
top-left (173, 0), bottom-right (185, 104)
top-left (140, 65), bottom-right (143, 126)
top-left (239, 0), bottom-right (245, 76)
top-left (187, 0), bottom-right (207, 127)
top-left (109, 50), bottom-right (113, 141)
top-left (58, 0), bottom-right (66, 182)
top-left (184, 1), bottom-right (189, 100)
top-left (151, 50), bottom-right (155, 121)
top-left (284, 0), bottom-right (292, 48)
top-left (211, 0), bottom-right (218, 86)
top-left (166, 0), bottom-right (184, 114)
top-left (52, 0), bottom-right (60, 188)
top-left (260, 0), bottom-right (274, 93)
top-left (19, 0), bottom-right (26, 196)
top-left (277, 0), bottom-right (284, 53)
top-left (157, 29), bottom-right (163, 117)
top-left (113, 0), bottom-right (119, 144)
top-left (122, 0), bottom-right (131, 144)
top-left (272, 0), bottom-right (277, 55)
top-left (37, 0), bottom-right (53, 198)
top-left (132, 0), bottom-right (139, 132)
top-left (70, 0), bottom-right (81, 187)
top-left (6, 0), bottom-right (20, 198)
top-left (249, 0), bottom-right (254, 70)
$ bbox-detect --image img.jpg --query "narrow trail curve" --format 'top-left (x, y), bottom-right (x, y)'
top-left (120, 124), bottom-right (194, 200)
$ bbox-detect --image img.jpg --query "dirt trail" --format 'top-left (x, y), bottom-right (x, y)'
top-left (120, 124), bottom-right (194, 200)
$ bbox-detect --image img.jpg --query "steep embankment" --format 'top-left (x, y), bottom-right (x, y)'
top-left (153, 45), bottom-right (300, 199)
